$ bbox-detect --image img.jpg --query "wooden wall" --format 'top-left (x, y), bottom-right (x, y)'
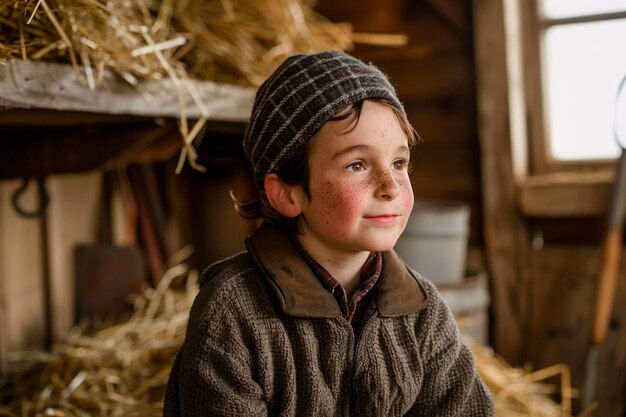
top-left (0, 173), bottom-right (102, 370)
top-left (529, 245), bottom-right (626, 416)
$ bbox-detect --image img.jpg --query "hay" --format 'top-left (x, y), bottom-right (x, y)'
top-left (0, 0), bottom-right (180, 84)
top-left (170, 0), bottom-right (354, 86)
top-left (1, 260), bottom-right (584, 417)
top-left (0, 0), bottom-right (397, 86)
top-left (0, 0), bottom-right (207, 172)
top-left (0, 261), bottom-right (197, 417)
top-left (0, 0), bottom-right (406, 171)
top-left (471, 342), bottom-right (581, 417)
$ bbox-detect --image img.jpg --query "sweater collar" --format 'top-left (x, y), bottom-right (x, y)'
top-left (245, 223), bottom-right (428, 318)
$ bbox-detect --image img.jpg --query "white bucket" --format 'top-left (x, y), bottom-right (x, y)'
top-left (395, 200), bottom-right (470, 283)
top-left (437, 270), bottom-right (490, 345)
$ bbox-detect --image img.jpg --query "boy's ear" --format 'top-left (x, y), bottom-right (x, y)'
top-left (264, 173), bottom-right (304, 218)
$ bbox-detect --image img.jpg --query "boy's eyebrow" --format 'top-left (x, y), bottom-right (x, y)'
top-left (331, 144), bottom-right (410, 160)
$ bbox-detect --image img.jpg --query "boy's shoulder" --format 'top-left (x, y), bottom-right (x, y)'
top-left (188, 251), bottom-right (272, 323)
top-left (399, 263), bottom-right (448, 311)
top-left (408, 268), bottom-right (438, 295)
top-left (198, 251), bottom-right (257, 290)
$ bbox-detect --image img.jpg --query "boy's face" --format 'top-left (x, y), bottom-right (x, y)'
top-left (295, 100), bottom-right (414, 258)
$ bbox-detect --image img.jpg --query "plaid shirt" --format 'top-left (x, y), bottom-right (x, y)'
top-left (292, 238), bottom-right (383, 327)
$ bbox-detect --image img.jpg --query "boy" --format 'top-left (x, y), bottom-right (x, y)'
top-left (164, 50), bottom-right (493, 416)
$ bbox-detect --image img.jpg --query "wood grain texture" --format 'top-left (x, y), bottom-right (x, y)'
top-left (529, 245), bottom-right (626, 417)
top-left (473, 0), bottom-right (531, 364)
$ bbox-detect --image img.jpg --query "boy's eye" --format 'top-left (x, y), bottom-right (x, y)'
top-left (393, 159), bottom-right (409, 170)
top-left (347, 161), bottom-right (365, 172)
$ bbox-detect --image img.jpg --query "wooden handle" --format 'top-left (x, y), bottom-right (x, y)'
top-left (593, 227), bottom-right (622, 345)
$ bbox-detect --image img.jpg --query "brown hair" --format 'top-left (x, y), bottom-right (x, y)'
top-left (231, 99), bottom-right (420, 235)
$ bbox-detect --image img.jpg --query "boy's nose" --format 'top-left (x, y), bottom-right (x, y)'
top-left (375, 170), bottom-right (401, 200)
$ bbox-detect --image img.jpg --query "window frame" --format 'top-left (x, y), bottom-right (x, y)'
top-left (517, 0), bottom-right (626, 175)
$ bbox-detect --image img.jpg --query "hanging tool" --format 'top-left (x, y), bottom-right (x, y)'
top-left (128, 164), bottom-right (168, 287)
top-left (11, 178), bottom-right (49, 218)
top-left (11, 177), bottom-right (53, 349)
top-left (582, 73), bottom-right (626, 411)
top-left (74, 170), bottom-right (146, 322)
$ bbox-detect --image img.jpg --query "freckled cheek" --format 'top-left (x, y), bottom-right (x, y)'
top-left (315, 181), bottom-right (367, 225)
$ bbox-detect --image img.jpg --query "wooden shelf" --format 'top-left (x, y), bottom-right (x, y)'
top-left (0, 60), bottom-right (255, 179)
top-left (517, 170), bottom-right (614, 217)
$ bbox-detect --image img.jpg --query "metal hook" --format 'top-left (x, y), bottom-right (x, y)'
top-left (11, 178), bottom-right (50, 218)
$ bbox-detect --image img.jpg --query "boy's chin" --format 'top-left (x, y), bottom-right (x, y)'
top-left (365, 238), bottom-right (400, 253)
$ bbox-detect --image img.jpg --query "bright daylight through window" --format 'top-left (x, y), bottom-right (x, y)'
top-left (539, 0), bottom-right (626, 161)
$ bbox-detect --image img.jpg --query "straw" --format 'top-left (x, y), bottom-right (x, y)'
top-left (471, 342), bottom-right (580, 417)
top-left (0, 0), bottom-right (407, 171)
top-left (0, 263), bottom-right (194, 417)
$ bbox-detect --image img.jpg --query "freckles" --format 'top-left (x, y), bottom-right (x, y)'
top-left (318, 180), bottom-right (365, 223)
top-left (382, 176), bottom-right (395, 189)
top-left (316, 182), bottom-right (336, 224)
top-left (369, 171), bottom-right (395, 190)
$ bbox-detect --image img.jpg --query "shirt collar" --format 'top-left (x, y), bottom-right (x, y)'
top-left (245, 223), bottom-right (428, 318)
top-left (290, 235), bottom-right (381, 293)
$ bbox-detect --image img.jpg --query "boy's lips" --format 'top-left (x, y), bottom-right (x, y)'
top-left (364, 214), bottom-right (401, 225)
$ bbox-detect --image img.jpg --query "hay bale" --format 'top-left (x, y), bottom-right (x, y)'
top-left (0, 0), bottom-right (357, 87)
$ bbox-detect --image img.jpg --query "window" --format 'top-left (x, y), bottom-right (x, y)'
top-left (518, 0), bottom-right (626, 173)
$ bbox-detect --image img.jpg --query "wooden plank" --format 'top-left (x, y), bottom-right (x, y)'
top-left (0, 119), bottom-right (249, 180)
top-left (0, 123), bottom-right (179, 180)
top-left (0, 109), bottom-right (144, 127)
top-left (0, 60), bottom-right (254, 121)
top-left (0, 271), bottom-right (4, 374)
top-left (518, 170), bottom-right (613, 217)
top-left (528, 245), bottom-right (626, 416)
top-left (46, 172), bottom-right (102, 342)
top-left (0, 180), bottom-right (46, 369)
top-left (186, 159), bottom-right (256, 268)
top-left (404, 103), bottom-right (475, 144)
top-left (473, 0), bottom-right (530, 364)
top-left (376, 53), bottom-right (476, 104)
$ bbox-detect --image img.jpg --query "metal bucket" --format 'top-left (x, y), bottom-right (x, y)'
top-left (395, 200), bottom-right (470, 283)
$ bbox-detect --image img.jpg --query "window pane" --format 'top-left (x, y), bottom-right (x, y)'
top-left (540, 0), bottom-right (626, 19)
top-left (543, 19), bottom-right (626, 160)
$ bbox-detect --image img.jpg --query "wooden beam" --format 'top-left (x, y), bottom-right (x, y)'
top-left (0, 109), bottom-right (145, 127)
top-left (0, 122), bottom-right (180, 179)
top-left (473, 0), bottom-right (531, 364)
top-left (518, 170), bottom-right (614, 217)
top-left (0, 256), bottom-right (6, 375)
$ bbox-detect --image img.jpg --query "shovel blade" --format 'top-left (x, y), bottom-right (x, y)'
top-left (74, 244), bottom-right (146, 322)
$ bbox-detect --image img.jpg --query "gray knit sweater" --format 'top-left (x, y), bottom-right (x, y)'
top-left (163, 224), bottom-right (493, 416)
